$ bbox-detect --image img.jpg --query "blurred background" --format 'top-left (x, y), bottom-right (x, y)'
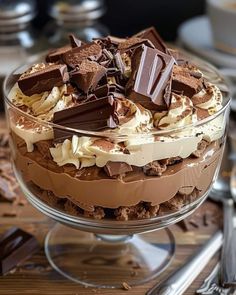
top-left (34, 0), bottom-right (205, 41)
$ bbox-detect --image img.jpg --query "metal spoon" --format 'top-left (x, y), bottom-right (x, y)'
top-left (210, 140), bottom-right (236, 287)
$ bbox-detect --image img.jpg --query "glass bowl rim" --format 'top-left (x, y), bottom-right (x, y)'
top-left (3, 53), bottom-right (231, 138)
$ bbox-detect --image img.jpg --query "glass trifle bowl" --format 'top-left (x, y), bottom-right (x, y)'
top-left (3, 30), bottom-right (230, 288)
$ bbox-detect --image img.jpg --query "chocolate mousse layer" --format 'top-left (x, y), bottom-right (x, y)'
top-left (12, 129), bottom-right (223, 219)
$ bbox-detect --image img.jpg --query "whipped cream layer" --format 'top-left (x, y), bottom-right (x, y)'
top-left (9, 81), bottom-right (225, 169)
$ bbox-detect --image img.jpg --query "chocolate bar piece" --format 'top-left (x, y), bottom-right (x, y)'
top-left (18, 64), bottom-right (69, 96)
top-left (171, 65), bottom-right (203, 98)
top-left (63, 42), bottom-right (102, 68)
top-left (126, 45), bottom-right (175, 110)
top-left (69, 34), bottom-right (82, 48)
top-left (70, 60), bottom-right (106, 93)
top-left (134, 27), bottom-right (170, 54)
top-left (104, 161), bottom-right (133, 177)
top-left (45, 45), bottom-right (72, 63)
top-left (53, 96), bottom-right (117, 139)
top-left (0, 227), bottom-right (40, 275)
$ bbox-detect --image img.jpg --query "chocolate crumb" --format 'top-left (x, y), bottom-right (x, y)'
top-left (122, 282), bottom-right (132, 290)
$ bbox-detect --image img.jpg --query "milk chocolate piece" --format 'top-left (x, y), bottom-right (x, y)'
top-left (45, 45), bottom-right (71, 63)
top-left (118, 37), bottom-right (154, 51)
top-left (18, 64), bottom-right (69, 96)
top-left (70, 60), bottom-right (106, 93)
top-left (53, 96), bottom-right (117, 139)
top-left (0, 227), bottom-right (39, 275)
top-left (104, 161), bottom-right (133, 177)
top-left (69, 34), bottom-right (82, 48)
top-left (126, 45), bottom-right (175, 110)
top-left (134, 27), bottom-right (169, 54)
top-left (63, 42), bottom-right (102, 68)
top-left (171, 65), bottom-right (203, 98)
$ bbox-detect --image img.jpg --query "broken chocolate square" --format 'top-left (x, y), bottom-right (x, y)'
top-left (63, 42), bottom-right (102, 68)
top-left (70, 60), bottom-right (106, 93)
top-left (126, 45), bottom-right (175, 110)
top-left (18, 64), bottom-right (69, 96)
top-left (171, 65), bottom-right (203, 98)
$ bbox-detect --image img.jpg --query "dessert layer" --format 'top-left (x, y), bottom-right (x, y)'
top-left (14, 136), bottom-right (223, 209)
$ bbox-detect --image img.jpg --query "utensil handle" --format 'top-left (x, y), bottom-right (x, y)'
top-left (146, 231), bottom-right (223, 295)
top-left (220, 198), bottom-right (236, 287)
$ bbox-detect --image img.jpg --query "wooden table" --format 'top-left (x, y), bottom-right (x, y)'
top-left (0, 114), bottom-right (222, 295)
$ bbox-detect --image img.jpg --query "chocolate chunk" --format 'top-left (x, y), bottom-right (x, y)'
top-left (70, 60), bottom-right (106, 93)
top-left (134, 27), bottom-right (170, 54)
top-left (143, 160), bottom-right (167, 176)
top-left (126, 45), bottom-right (175, 110)
top-left (114, 99), bottom-right (136, 124)
top-left (18, 64), bottom-right (69, 96)
top-left (63, 42), bottom-right (102, 68)
top-left (104, 161), bottom-right (133, 177)
top-left (69, 34), bottom-right (82, 48)
top-left (118, 37), bottom-right (154, 51)
top-left (45, 45), bottom-right (71, 63)
top-left (53, 96), bottom-right (117, 139)
top-left (171, 65), bottom-right (203, 98)
top-left (191, 140), bottom-right (209, 158)
top-left (0, 227), bottom-right (40, 275)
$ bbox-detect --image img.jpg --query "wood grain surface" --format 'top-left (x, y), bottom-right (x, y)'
top-left (0, 114), bottom-right (223, 295)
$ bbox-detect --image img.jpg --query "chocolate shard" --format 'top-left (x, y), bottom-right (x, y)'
top-left (126, 45), bottom-right (175, 110)
top-left (68, 34), bottom-right (82, 48)
top-left (53, 96), bottom-right (117, 139)
top-left (134, 27), bottom-right (170, 54)
top-left (63, 42), bottom-right (102, 68)
top-left (171, 65), bottom-right (204, 98)
top-left (45, 45), bottom-right (72, 63)
top-left (104, 161), bottom-right (133, 177)
top-left (70, 60), bottom-right (106, 93)
top-left (18, 64), bottom-right (69, 96)
top-left (0, 227), bottom-right (40, 275)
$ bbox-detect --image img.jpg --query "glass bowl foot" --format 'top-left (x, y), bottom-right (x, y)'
top-left (44, 223), bottom-right (175, 288)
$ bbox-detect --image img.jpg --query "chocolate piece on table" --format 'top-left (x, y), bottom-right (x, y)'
top-left (53, 96), bottom-right (117, 139)
top-left (171, 65), bottom-right (203, 98)
top-left (0, 227), bottom-right (39, 275)
top-left (18, 64), bottom-right (69, 96)
top-left (126, 45), bottom-right (175, 110)
top-left (45, 45), bottom-right (72, 63)
top-left (134, 27), bottom-right (170, 54)
top-left (0, 176), bottom-right (16, 202)
top-left (69, 34), bottom-right (82, 48)
top-left (104, 161), bottom-right (133, 177)
top-left (63, 42), bottom-right (102, 68)
top-left (70, 60), bottom-right (106, 93)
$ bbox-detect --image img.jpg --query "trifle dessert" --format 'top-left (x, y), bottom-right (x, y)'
top-left (5, 27), bottom-right (228, 221)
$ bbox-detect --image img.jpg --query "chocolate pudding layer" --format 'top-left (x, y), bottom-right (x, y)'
top-left (6, 28), bottom-right (228, 220)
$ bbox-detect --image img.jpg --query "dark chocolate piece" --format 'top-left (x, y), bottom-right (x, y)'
top-left (104, 161), bottom-right (133, 177)
top-left (45, 45), bottom-right (71, 63)
top-left (126, 45), bottom-right (175, 110)
top-left (70, 60), bottom-right (106, 93)
top-left (18, 64), bottom-right (69, 96)
top-left (171, 65), bottom-right (203, 98)
top-left (134, 27), bottom-right (170, 54)
top-left (63, 42), bottom-right (102, 68)
top-left (0, 227), bottom-right (39, 275)
top-left (53, 96), bottom-right (117, 139)
top-left (69, 34), bottom-right (82, 48)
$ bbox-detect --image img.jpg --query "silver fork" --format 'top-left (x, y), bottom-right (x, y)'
top-left (196, 263), bottom-right (233, 295)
